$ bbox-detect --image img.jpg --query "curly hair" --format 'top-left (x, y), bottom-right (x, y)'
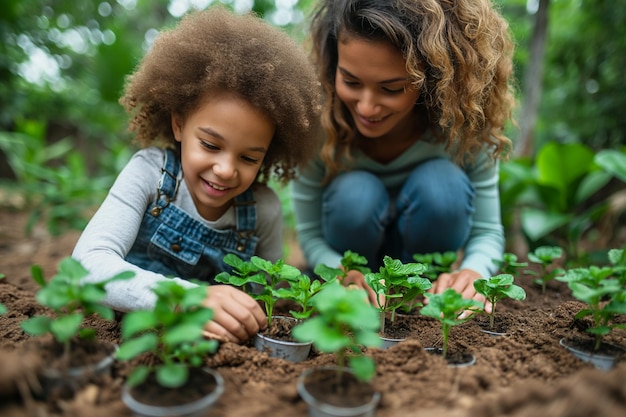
top-left (120, 6), bottom-right (322, 184)
top-left (309, 0), bottom-right (516, 179)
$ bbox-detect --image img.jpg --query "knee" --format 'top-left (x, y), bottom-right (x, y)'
top-left (323, 171), bottom-right (388, 225)
top-left (401, 158), bottom-right (474, 217)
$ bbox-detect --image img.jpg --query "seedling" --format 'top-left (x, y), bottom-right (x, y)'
top-left (21, 257), bottom-right (133, 360)
top-left (420, 288), bottom-right (482, 358)
top-left (526, 245), bottom-right (565, 293)
top-left (292, 282), bottom-right (381, 382)
top-left (274, 273), bottom-right (331, 320)
top-left (215, 254), bottom-right (302, 326)
top-left (556, 252), bottom-right (626, 351)
top-left (412, 251), bottom-right (457, 281)
top-left (494, 253), bottom-right (529, 275)
top-left (364, 255), bottom-right (431, 332)
top-left (116, 281), bottom-right (218, 388)
top-left (473, 274), bottom-right (526, 329)
top-left (313, 250), bottom-right (371, 284)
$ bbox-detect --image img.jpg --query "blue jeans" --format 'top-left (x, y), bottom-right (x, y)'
top-left (321, 158), bottom-right (475, 269)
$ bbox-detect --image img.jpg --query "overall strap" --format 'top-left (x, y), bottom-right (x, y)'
top-left (232, 188), bottom-right (257, 252)
top-left (150, 148), bottom-right (181, 217)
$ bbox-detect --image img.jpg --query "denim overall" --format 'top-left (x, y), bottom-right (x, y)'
top-left (125, 149), bottom-right (259, 282)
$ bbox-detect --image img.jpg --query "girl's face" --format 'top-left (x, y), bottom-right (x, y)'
top-left (335, 36), bottom-right (420, 140)
top-left (172, 92), bottom-right (275, 221)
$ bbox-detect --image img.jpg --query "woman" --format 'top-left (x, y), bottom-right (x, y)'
top-left (292, 0), bottom-right (516, 309)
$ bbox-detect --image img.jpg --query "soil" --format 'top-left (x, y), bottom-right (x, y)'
top-left (1, 208), bottom-right (626, 417)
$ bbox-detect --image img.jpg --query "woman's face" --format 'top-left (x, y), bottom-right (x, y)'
top-left (335, 35), bottom-right (420, 140)
top-left (172, 92), bottom-right (275, 221)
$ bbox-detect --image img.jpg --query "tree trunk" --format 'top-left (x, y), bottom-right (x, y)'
top-left (515, 0), bottom-right (550, 158)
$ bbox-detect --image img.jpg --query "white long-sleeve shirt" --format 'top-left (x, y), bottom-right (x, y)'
top-left (73, 147), bottom-right (282, 311)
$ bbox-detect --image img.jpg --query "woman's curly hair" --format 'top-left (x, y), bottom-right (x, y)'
top-left (309, 0), bottom-right (516, 179)
top-left (120, 6), bottom-right (322, 184)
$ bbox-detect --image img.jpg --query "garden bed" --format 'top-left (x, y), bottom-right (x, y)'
top-left (1, 208), bottom-right (625, 417)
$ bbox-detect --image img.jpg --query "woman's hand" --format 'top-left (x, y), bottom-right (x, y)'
top-left (427, 268), bottom-right (492, 316)
top-left (342, 269), bottom-right (381, 306)
top-left (201, 285), bottom-right (267, 343)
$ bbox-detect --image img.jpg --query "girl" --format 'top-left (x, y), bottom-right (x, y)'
top-left (292, 0), bottom-right (516, 309)
top-left (73, 7), bottom-right (321, 343)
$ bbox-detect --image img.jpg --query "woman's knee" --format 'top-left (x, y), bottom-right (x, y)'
top-left (323, 171), bottom-right (389, 226)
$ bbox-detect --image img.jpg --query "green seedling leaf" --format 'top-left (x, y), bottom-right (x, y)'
top-left (50, 313), bottom-right (83, 343)
top-left (474, 274), bottom-right (526, 328)
top-left (413, 251), bottom-right (457, 280)
top-left (365, 256), bottom-right (430, 330)
top-left (126, 366), bottom-right (151, 388)
top-left (116, 333), bottom-right (159, 360)
top-left (293, 282), bottom-right (380, 382)
top-left (23, 256), bottom-right (134, 359)
top-left (556, 253), bottom-right (626, 350)
top-left (116, 280), bottom-right (217, 389)
top-left (21, 316), bottom-right (53, 336)
top-left (157, 363), bottom-right (188, 389)
top-left (527, 246), bottom-right (565, 293)
top-left (421, 288), bottom-right (482, 358)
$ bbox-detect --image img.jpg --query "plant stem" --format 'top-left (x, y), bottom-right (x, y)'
top-left (442, 323), bottom-right (450, 359)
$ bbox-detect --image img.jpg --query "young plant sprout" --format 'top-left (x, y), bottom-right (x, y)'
top-left (420, 288), bottom-right (482, 359)
top-left (292, 281), bottom-right (382, 382)
top-left (274, 272), bottom-right (332, 320)
top-left (526, 245), bottom-right (565, 293)
top-left (116, 281), bottom-right (218, 388)
top-left (412, 251), bottom-right (457, 281)
top-left (556, 251), bottom-right (626, 351)
top-left (215, 254), bottom-right (302, 326)
top-left (313, 250), bottom-right (370, 284)
top-left (494, 253), bottom-right (529, 275)
top-left (21, 257), bottom-right (133, 360)
top-left (364, 255), bottom-right (431, 332)
top-left (473, 274), bottom-right (526, 329)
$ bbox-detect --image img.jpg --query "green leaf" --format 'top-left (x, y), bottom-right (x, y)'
top-left (121, 310), bottom-right (159, 338)
top-left (163, 323), bottom-right (204, 346)
top-left (348, 355), bottom-right (376, 382)
top-left (50, 313), bottom-right (83, 343)
top-left (157, 363), bottom-right (188, 388)
top-left (595, 150), bottom-right (626, 183)
top-left (30, 265), bottom-right (46, 287)
top-left (521, 209), bottom-right (571, 241)
top-left (21, 316), bottom-right (52, 336)
top-left (126, 366), bottom-right (151, 388)
top-left (116, 333), bottom-right (159, 360)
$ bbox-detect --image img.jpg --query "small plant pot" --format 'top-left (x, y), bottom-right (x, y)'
top-left (559, 337), bottom-right (624, 371)
top-left (380, 336), bottom-right (406, 349)
top-left (424, 347), bottom-right (476, 368)
top-left (122, 367), bottom-right (224, 417)
top-left (36, 340), bottom-right (118, 399)
top-left (297, 366), bottom-right (381, 417)
top-left (479, 329), bottom-right (510, 337)
top-left (378, 314), bottom-right (411, 349)
top-left (255, 316), bottom-right (312, 362)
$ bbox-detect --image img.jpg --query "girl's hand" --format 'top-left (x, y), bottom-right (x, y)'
top-left (342, 269), bottom-right (381, 306)
top-left (427, 268), bottom-right (492, 316)
top-left (201, 285), bottom-right (267, 343)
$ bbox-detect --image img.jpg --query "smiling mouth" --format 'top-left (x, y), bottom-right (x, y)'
top-left (359, 114), bottom-right (388, 123)
top-left (208, 181), bottom-right (229, 191)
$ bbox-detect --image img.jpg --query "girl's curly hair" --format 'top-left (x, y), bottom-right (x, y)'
top-left (120, 6), bottom-right (322, 184)
top-left (309, 0), bottom-right (516, 179)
